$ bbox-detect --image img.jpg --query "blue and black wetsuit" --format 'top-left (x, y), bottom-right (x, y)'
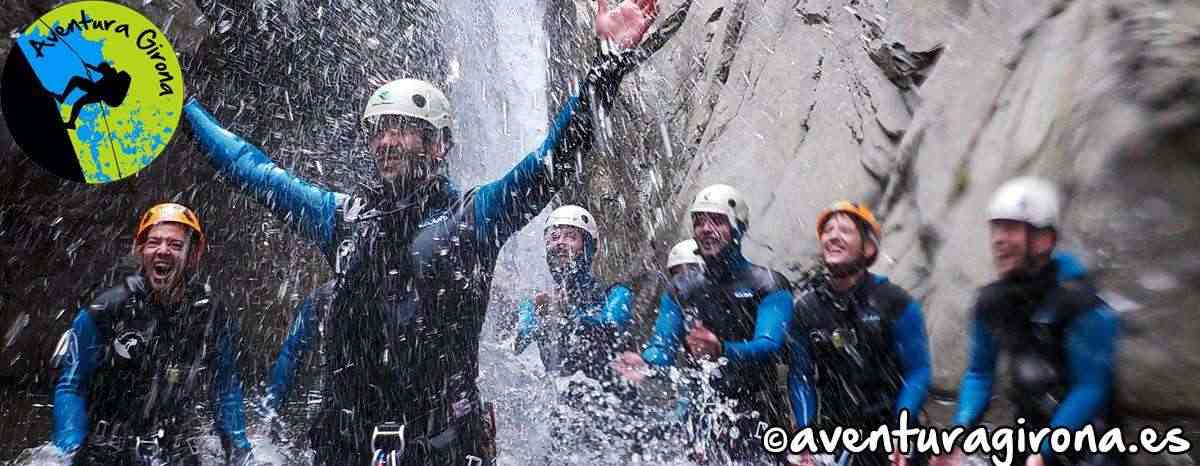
top-left (953, 252), bottom-right (1122, 466)
top-left (53, 275), bottom-right (251, 465)
top-left (787, 272), bottom-right (931, 465)
top-left (513, 281), bottom-right (635, 379)
top-left (514, 275), bottom-right (638, 462)
top-left (263, 282), bottom-right (334, 416)
top-left (641, 245), bottom-right (794, 462)
top-left (185, 67), bottom-right (614, 465)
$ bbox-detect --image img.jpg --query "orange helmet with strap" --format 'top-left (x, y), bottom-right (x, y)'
top-left (135, 203), bottom-right (206, 260)
top-left (816, 201), bottom-right (881, 240)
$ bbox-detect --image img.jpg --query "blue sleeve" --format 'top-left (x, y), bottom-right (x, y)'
top-left (892, 301), bottom-right (932, 421)
top-left (787, 330), bottom-right (818, 428)
top-left (514, 299), bottom-right (539, 355)
top-left (213, 310), bottom-right (251, 450)
top-left (722, 290), bottom-right (794, 362)
top-left (1049, 307), bottom-right (1118, 430)
top-left (53, 310), bottom-right (100, 453)
top-left (472, 95), bottom-right (591, 245)
top-left (581, 286), bottom-right (635, 329)
top-left (952, 317), bottom-right (996, 427)
top-left (266, 293), bottom-right (320, 412)
top-left (184, 99), bottom-right (341, 258)
top-left (642, 293), bottom-right (686, 367)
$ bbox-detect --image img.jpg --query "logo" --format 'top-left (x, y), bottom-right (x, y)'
top-left (733, 288), bottom-right (754, 298)
top-left (112, 330), bottom-right (146, 359)
top-left (1, 1), bottom-right (184, 184)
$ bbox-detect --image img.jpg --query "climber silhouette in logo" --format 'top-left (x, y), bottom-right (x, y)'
top-left (55, 61), bottom-right (131, 130)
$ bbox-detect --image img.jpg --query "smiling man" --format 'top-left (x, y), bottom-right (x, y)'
top-left (786, 201), bottom-right (931, 466)
top-left (51, 203), bottom-right (253, 466)
top-left (181, 1), bottom-right (658, 463)
top-left (939, 177), bottom-right (1122, 466)
top-left (615, 184), bottom-right (794, 464)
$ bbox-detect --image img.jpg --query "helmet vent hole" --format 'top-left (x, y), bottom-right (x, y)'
top-left (728, 200), bottom-right (736, 207)
top-left (412, 94), bottom-right (427, 108)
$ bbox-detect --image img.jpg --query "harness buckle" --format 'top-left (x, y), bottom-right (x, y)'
top-left (371, 422), bottom-right (406, 457)
top-left (134, 430), bottom-right (162, 459)
top-left (465, 455), bottom-right (483, 466)
top-left (93, 420), bottom-right (111, 440)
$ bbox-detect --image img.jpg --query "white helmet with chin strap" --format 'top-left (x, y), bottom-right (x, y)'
top-left (546, 205), bottom-right (598, 241)
top-left (988, 176), bottom-right (1061, 229)
top-left (667, 239), bottom-right (704, 269)
top-left (362, 79), bottom-right (453, 130)
top-left (689, 184), bottom-right (750, 232)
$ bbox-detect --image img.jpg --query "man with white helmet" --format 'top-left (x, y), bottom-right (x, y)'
top-left (180, 2), bottom-right (659, 464)
top-left (615, 184), bottom-right (794, 464)
top-left (938, 177), bottom-right (1122, 466)
top-left (666, 239), bottom-right (704, 277)
top-left (512, 205), bottom-right (637, 463)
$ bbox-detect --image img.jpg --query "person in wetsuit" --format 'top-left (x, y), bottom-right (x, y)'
top-left (512, 205), bottom-right (637, 465)
top-left (57, 61), bottom-right (132, 130)
top-left (50, 203), bottom-right (254, 466)
top-left (182, 2), bottom-right (658, 463)
top-left (786, 201), bottom-right (931, 466)
top-left (937, 177), bottom-right (1122, 466)
top-left (615, 184), bottom-right (794, 465)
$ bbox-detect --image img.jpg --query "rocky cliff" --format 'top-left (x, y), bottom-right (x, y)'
top-left (547, 0), bottom-right (1200, 459)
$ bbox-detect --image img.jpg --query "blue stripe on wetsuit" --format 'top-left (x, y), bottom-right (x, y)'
top-left (722, 289), bottom-right (793, 362)
top-left (213, 312), bottom-right (252, 450)
top-left (514, 299), bottom-right (539, 355)
top-left (53, 310), bottom-right (99, 453)
top-left (787, 329), bottom-right (818, 428)
top-left (265, 292), bottom-right (320, 412)
top-left (642, 293), bottom-right (685, 367)
top-left (892, 298), bottom-right (932, 422)
top-left (471, 95), bottom-right (583, 246)
top-left (183, 101), bottom-right (341, 258)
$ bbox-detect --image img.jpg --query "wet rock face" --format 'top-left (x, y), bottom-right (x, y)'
top-left (550, 0), bottom-right (1200, 440)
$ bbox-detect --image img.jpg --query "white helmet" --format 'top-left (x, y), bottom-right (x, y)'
top-left (689, 184), bottom-right (750, 231)
top-left (666, 239), bottom-right (704, 269)
top-left (362, 79), bottom-right (453, 130)
top-left (988, 176), bottom-right (1061, 229)
top-left (546, 205), bottom-right (598, 240)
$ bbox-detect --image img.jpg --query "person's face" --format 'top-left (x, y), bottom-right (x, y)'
top-left (692, 212), bottom-right (734, 258)
top-left (545, 225), bottom-right (587, 271)
top-left (669, 263), bottom-right (704, 279)
top-left (820, 213), bottom-right (873, 268)
top-left (136, 223), bottom-right (193, 293)
top-left (368, 122), bottom-right (447, 185)
top-left (990, 219), bottom-right (1055, 278)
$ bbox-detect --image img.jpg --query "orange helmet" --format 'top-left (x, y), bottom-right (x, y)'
top-left (816, 201), bottom-right (881, 240)
top-left (135, 203), bottom-right (206, 257)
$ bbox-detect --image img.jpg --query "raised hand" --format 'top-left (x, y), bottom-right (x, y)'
top-left (595, 0), bottom-right (658, 50)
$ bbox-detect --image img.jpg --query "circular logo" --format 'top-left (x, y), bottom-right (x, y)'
top-left (1, 1), bottom-right (184, 184)
top-left (112, 330), bottom-right (146, 359)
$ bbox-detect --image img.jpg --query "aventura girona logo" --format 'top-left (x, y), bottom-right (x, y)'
top-left (1, 1), bottom-right (184, 184)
